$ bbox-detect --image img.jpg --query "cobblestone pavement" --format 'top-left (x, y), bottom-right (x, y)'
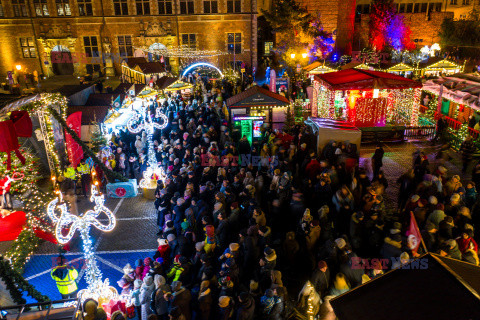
top-left (360, 140), bottom-right (467, 211)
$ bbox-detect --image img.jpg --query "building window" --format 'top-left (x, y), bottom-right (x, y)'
top-left (78, 0), bottom-right (93, 15)
top-left (136, 0), bottom-right (150, 14)
top-left (227, 0), bottom-right (240, 12)
top-left (405, 3), bottom-right (412, 12)
top-left (398, 3), bottom-right (405, 13)
top-left (84, 36), bottom-right (99, 58)
top-left (0, 1), bottom-right (4, 17)
top-left (158, 0), bottom-right (172, 14)
top-left (20, 38), bottom-right (36, 58)
top-left (56, 0), bottom-right (71, 15)
top-left (180, 0), bottom-right (194, 14)
top-left (450, 0), bottom-right (457, 4)
top-left (181, 34), bottom-right (196, 49)
top-left (118, 35), bottom-right (133, 57)
top-left (114, 0), bottom-right (129, 15)
top-left (420, 3), bottom-right (427, 12)
top-left (435, 2), bottom-right (442, 11)
top-left (34, 0), bottom-right (49, 16)
top-left (413, 3), bottom-right (420, 12)
top-left (227, 33), bottom-right (241, 54)
top-left (86, 64), bottom-right (101, 74)
top-left (264, 41), bottom-right (273, 55)
top-left (463, 0), bottom-right (469, 4)
top-left (203, 0), bottom-right (217, 13)
top-left (12, 0), bottom-right (28, 17)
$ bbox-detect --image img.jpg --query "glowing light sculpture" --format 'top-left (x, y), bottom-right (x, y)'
top-left (127, 102), bottom-right (168, 189)
top-left (47, 185), bottom-right (118, 302)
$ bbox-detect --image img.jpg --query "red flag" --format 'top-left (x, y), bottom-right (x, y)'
top-left (407, 211), bottom-right (422, 254)
top-left (65, 112), bottom-right (83, 168)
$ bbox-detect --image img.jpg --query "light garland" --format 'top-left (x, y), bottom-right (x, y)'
top-left (1, 150), bottom-right (55, 271)
top-left (136, 46), bottom-right (228, 58)
top-left (127, 101), bottom-right (168, 189)
top-left (46, 184), bottom-right (118, 303)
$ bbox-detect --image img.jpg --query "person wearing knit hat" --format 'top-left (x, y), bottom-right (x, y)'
top-left (139, 275), bottom-right (155, 320)
top-left (130, 279), bottom-right (142, 316)
top-left (218, 296), bottom-right (234, 319)
top-left (229, 243), bottom-right (240, 252)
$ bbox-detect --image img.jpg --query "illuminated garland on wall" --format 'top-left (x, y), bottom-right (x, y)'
top-left (136, 46), bottom-right (228, 58)
top-left (316, 85), bottom-right (332, 118)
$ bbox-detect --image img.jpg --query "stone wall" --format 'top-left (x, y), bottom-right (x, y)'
top-left (353, 11), bottom-right (455, 50)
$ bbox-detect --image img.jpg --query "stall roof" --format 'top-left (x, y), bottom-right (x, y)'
top-left (84, 93), bottom-right (121, 107)
top-left (135, 62), bottom-right (165, 74)
top-left (340, 62), bottom-right (372, 70)
top-left (304, 61), bottom-right (337, 74)
top-left (330, 253), bottom-right (480, 320)
top-left (112, 83), bottom-right (146, 96)
top-left (314, 68), bottom-right (422, 91)
top-left (304, 117), bottom-right (360, 134)
top-left (423, 73), bottom-right (480, 110)
top-left (155, 76), bottom-right (177, 90)
top-left (164, 80), bottom-right (193, 91)
top-left (419, 57), bottom-right (463, 70)
top-left (52, 84), bottom-right (94, 97)
top-left (226, 85), bottom-right (290, 108)
top-left (122, 57), bottom-right (148, 69)
top-left (67, 105), bottom-right (110, 125)
top-left (381, 62), bottom-right (415, 72)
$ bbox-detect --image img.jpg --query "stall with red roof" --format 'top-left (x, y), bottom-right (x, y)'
top-left (311, 69), bottom-right (422, 127)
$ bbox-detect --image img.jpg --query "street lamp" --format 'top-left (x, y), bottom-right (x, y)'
top-left (302, 53), bottom-right (308, 59)
top-left (15, 65), bottom-right (22, 71)
top-left (290, 53), bottom-right (296, 59)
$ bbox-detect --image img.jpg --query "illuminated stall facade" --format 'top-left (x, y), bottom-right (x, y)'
top-left (226, 86), bottom-right (290, 139)
top-left (312, 68), bottom-right (422, 127)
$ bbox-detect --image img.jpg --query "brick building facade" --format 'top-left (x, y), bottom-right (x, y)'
top-left (296, 0), bottom-right (477, 54)
top-left (0, 0), bottom-right (257, 78)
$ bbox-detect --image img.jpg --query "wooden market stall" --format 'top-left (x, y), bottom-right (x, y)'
top-left (312, 68), bottom-right (422, 127)
top-left (381, 62), bottom-right (415, 77)
top-left (226, 85), bottom-right (290, 139)
top-left (304, 117), bottom-right (361, 154)
top-left (418, 58), bottom-right (464, 77)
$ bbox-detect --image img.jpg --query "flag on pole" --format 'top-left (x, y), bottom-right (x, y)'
top-left (407, 211), bottom-right (422, 255)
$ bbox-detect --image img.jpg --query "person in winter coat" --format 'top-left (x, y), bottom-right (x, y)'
top-left (196, 280), bottom-right (213, 320)
top-left (306, 220), bottom-right (321, 252)
top-left (328, 273), bottom-right (350, 296)
top-left (371, 145), bottom-right (384, 177)
top-left (169, 306), bottom-right (186, 320)
top-left (311, 261), bottom-right (330, 299)
top-left (153, 275), bottom-right (170, 320)
top-left (140, 276), bottom-right (155, 320)
top-left (168, 281), bottom-right (192, 320)
top-left (282, 232), bottom-right (299, 270)
top-left (236, 292), bottom-right (255, 320)
top-left (130, 279), bottom-right (142, 319)
top-left (135, 259), bottom-right (145, 281)
top-left (460, 136), bottom-right (476, 173)
top-left (204, 225), bottom-right (216, 254)
top-left (380, 234), bottom-right (403, 261)
top-left (218, 296), bottom-right (235, 320)
top-left (253, 208), bottom-right (267, 227)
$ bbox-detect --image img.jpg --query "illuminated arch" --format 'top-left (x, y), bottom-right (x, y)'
top-left (182, 62), bottom-right (223, 78)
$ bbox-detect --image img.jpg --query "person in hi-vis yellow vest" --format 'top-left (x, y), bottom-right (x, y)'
top-left (51, 256), bottom-right (79, 299)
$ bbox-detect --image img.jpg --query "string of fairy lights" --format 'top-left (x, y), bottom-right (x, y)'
top-left (48, 171), bottom-right (118, 302)
top-left (136, 45), bottom-right (229, 58)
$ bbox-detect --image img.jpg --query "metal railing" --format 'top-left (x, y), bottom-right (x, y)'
top-left (0, 298), bottom-right (81, 320)
top-left (404, 125), bottom-right (436, 140)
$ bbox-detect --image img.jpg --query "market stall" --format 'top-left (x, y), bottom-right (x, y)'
top-left (304, 61), bottom-right (337, 80)
top-left (304, 117), bottom-right (361, 154)
top-left (312, 68), bottom-right (422, 127)
top-left (419, 58), bottom-right (464, 77)
top-left (226, 85), bottom-right (290, 132)
top-left (382, 62), bottom-right (415, 77)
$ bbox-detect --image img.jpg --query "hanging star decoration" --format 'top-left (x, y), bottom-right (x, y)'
top-left (127, 101), bottom-right (168, 189)
top-left (47, 184), bottom-right (118, 303)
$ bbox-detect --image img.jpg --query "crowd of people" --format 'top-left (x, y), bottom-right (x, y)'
top-left (71, 81), bottom-right (480, 320)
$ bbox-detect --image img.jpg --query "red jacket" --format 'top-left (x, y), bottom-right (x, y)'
top-left (0, 177), bottom-right (11, 194)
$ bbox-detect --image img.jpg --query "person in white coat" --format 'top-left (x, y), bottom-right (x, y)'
top-left (139, 275), bottom-right (155, 320)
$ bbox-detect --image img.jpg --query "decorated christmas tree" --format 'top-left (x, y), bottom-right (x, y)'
top-left (0, 149), bottom-right (55, 271)
top-left (90, 123), bottom-right (107, 153)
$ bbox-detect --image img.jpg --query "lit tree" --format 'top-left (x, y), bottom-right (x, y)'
top-left (369, 0), bottom-right (415, 51)
top-left (262, 0), bottom-right (334, 68)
